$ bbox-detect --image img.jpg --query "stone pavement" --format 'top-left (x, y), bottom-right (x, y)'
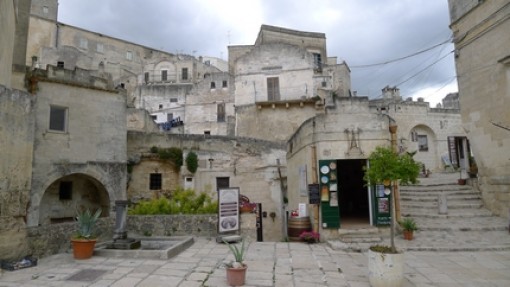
top-left (2, 171), bottom-right (510, 286)
top-left (1, 237), bottom-right (510, 287)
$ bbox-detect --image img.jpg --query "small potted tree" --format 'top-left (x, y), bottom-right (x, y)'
top-left (364, 146), bottom-right (420, 287)
top-left (223, 238), bottom-right (248, 286)
top-left (71, 208), bottom-right (101, 259)
top-left (399, 217), bottom-right (417, 240)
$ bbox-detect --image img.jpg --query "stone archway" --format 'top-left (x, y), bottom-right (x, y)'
top-left (407, 124), bottom-right (438, 171)
top-left (38, 173), bottom-right (110, 225)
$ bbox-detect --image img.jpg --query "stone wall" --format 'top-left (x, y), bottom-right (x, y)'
top-left (0, 0), bottom-right (15, 87)
top-left (0, 85), bottom-right (35, 260)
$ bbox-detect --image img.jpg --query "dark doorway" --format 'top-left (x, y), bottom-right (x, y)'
top-left (337, 159), bottom-right (369, 226)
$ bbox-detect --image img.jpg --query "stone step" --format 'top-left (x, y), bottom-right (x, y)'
top-left (338, 235), bottom-right (382, 243)
top-left (401, 202), bottom-right (484, 209)
top-left (400, 185), bottom-right (473, 192)
top-left (400, 190), bottom-right (479, 197)
top-left (400, 194), bottom-right (481, 201)
top-left (402, 209), bottom-right (493, 218)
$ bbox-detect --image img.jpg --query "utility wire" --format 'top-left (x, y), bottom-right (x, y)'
top-left (351, 37), bottom-right (452, 68)
top-left (395, 50), bottom-right (453, 87)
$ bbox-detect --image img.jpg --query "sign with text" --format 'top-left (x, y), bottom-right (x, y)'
top-left (308, 184), bottom-right (320, 204)
top-left (218, 188), bottom-right (240, 233)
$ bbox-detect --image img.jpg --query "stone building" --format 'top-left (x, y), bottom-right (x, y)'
top-left (229, 25), bottom-right (351, 142)
top-left (448, 0), bottom-right (510, 216)
top-left (285, 90), bottom-right (466, 240)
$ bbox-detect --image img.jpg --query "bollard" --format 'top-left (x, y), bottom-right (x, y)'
top-left (438, 194), bottom-right (448, 215)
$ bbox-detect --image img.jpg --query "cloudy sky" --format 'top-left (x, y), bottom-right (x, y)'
top-left (58, 0), bottom-right (458, 106)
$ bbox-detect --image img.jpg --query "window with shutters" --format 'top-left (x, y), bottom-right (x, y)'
top-left (182, 68), bottom-right (188, 80)
top-left (267, 77), bottom-right (280, 101)
top-left (418, 135), bottom-right (429, 151)
top-left (49, 105), bottom-right (67, 132)
top-left (161, 70), bottom-right (168, 81)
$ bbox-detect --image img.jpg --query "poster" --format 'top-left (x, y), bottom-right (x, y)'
top-left (218, 188), bottom-right (240, 233)
top-left (378, 198), bottom-right (389, 213)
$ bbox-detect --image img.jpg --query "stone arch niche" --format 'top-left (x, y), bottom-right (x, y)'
top-left (406, 124), bottom-right (438, 171)
top-left (38, 173), bottom-right (110, 225)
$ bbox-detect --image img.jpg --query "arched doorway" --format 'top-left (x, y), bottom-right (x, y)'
top-left (38, 173), bottom-right (110, 225)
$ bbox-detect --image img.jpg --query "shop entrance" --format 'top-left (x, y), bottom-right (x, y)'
top-left (337, 159), bottom-right (369, 227)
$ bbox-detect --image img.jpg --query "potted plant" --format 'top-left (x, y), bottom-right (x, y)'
top-left (399, 217), bottom-right (417, 240)
top-left (71, 208), bottom-right (101, 259)
top-left (299, 231), bottom-right (320, 243)
top-left (223, 238), bottom-right (247, 286)
top-left (363, 146), bottom-right (420, 287)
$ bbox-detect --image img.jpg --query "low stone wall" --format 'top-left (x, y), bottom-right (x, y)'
top-left (126, 214), bottom-right (218, 237)
top-left (19, 214), bottom-right (263, 260)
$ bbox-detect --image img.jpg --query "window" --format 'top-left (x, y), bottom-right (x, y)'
top-left (204, 130), bottom-right (211, 135)
top-left (159, 104), bottom-right (163, 109)
top-left (79, 38), bottom-right (88, 49)
top-left (216, 177), bottom-right (230, 191)
top-left (182, 68), bottom-right (188, 80)
top-left (210, 82), bottom-right (216, 89)
top-left (166, 113), bottom-right (173, 122)
top-left (57, 61), bottom-right (64, 68)
top-left (322, 81), bottom-right (327, 88)
top-left (204, 60), bottom-right (211, 66)
top-left (96, 43), bottom-right (104, 53)
top-left (170, 98), bottom-right (178, 103)
top-left (313, 53), bottom-right (322, 71)
top-left (43, 6), bottom-right (49, 14)
top-left (149, 173), bottom-right (162, 190)
top-left (217, 103), bottom-right (225, 122)
top-left (126, 51), bottom-right (133, 60)
top-left (49, 105), bottom-right (67, 132)
top-left (161, 70), bottom-right (168, 81)
top-left (267, 77), bottom-right (280, 101)
top-left (222, 80), bottom-right (228, 88)
top-left (144, 72), bottom-right (149, 83)
top-left (418, 135), bottom-right (428, 151)
top-left (151, 115), bottom-right (157, 121)
top-left (59, 181), bottom-right (72, 200)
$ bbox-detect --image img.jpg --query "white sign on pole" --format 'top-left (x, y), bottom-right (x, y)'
top-left (218, 188), bottom-right (240, 233)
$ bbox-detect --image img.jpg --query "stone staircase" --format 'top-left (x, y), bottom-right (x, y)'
top-left (328, 173), bottom-right (510, 252)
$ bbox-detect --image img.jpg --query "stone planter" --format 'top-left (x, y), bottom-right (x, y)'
top-left (368, 249), bottom-right (404, 287)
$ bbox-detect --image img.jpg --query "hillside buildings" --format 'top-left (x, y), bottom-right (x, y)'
top-left (0, 0), bottom-right (474, 259)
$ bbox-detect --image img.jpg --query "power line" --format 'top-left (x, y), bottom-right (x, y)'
top-left (395, 50), bottom-right (453, 87)
top-left (350, 37), bottom-right (452, 69)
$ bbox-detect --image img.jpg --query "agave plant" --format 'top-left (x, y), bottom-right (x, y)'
top-left (75, 208), bottom-right (102, 239)
top-left (223, 238), bottom-right (246, 268)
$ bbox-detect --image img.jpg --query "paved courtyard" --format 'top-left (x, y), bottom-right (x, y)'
top-left (1, 236), bottom-right (510, 287)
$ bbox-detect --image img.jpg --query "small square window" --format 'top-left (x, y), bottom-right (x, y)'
top-left (57, 61), bottom-right (64, 68)
top-left (204, 130), bottom-right (211, 135)
top-left (150, 173), bottom-right (162, 190)
top-left (49, 106), bottom-right (67, 132)
top-left (96, 43), bottom-right (104, 53)
top-left (222, 80), bottom-right (228, 88)
top-left (59, 181), bottom-right (72, 200)
top-left (322, 81), bottom-right (327, 87)
top-left (210, 82), bottom-right (216, 89)
top-left (126, 51), bottom-right (133, 60)
top-left (170, 98), bottom-right (178, 103)
top-left (159, 104), bottom-right (163, 109)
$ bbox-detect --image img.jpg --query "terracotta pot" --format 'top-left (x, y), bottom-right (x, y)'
top-left (71, 238), bottom-right (97, 259)
top-left (226, 265), bottom-right (247, 286)
top-left (403, 230), bottom-right (414, 240)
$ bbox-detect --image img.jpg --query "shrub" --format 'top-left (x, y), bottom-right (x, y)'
top-left (157, 147), bottom-right (183, 170)
top-left (185, 151), bottom-right (198, 173)
top-left (129, 187), bottom-right (218, 215)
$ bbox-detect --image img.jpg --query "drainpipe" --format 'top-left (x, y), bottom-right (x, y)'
top-left (311, 145), bottom-right (319, 234)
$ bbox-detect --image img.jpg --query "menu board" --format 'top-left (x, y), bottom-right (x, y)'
top-left (308, 184), bottom-right (320, 204)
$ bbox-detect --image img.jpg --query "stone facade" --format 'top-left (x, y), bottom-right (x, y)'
top-left (127, 132), bottom-right (287, 241)
top-left (286, 95), bottom-right (466, 240)
top-left (448, 0), bottom-right (510, 216)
